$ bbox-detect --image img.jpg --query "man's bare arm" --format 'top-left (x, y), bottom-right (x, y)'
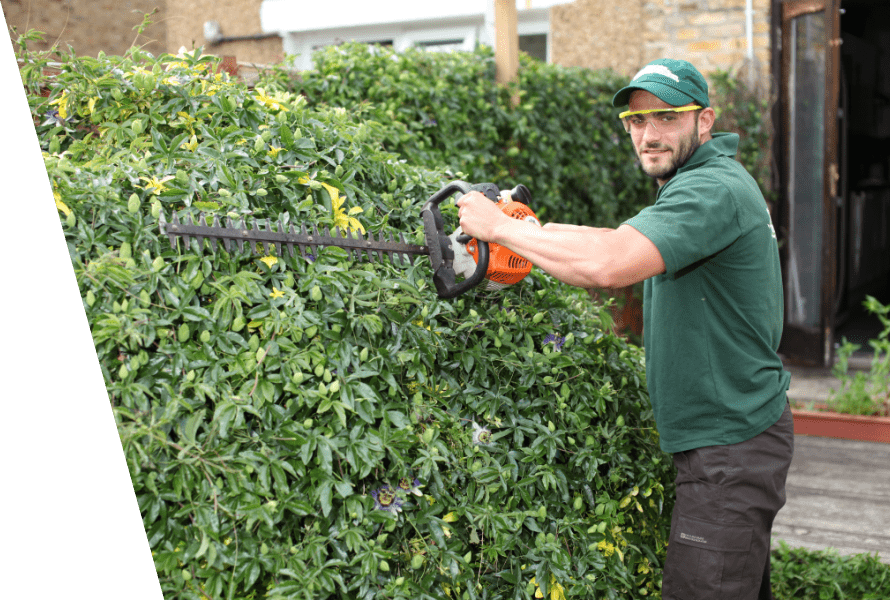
top-left (457, 192), bottom-right (665, 289)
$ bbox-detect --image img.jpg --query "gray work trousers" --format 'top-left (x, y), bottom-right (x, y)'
top-left (662, 402), bottom-right (795, 600)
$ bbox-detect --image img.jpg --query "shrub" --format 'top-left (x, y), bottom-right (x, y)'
top-left (829, 296), bottom-right (890, 416)
top-left (18, 31), bottom-right (673, 600)
top-left (708, 67), bottom-right (775, 204)
top-left (771, 541), bottom-right (890, 599)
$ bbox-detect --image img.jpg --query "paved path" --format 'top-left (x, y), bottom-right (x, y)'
top-left (772, 360), bottom-right (890, 563)
top-left (771, 435), bottom-right (890, 563)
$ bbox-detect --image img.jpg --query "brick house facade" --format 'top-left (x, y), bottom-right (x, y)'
top-left (3, 0), bottom-right (769, 84)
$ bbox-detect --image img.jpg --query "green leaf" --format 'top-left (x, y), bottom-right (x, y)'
top-left (318, 481), bottom-right (333, 517)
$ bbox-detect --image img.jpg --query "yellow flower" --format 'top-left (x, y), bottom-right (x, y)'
top-left (54, 188), bottom-right (72, 217)
top-left (596, 540), bottom-right (616, 557)
top-left (412, 319), bottom-right (442, 336)
top-left (87, 97), bottom-right (98, 114)
top-left (267, 146), bottom-right (283, 158)
top-left (198, 79), bottom-right (224, 96)
top-left (138, 175), bottom-right (175, 195)
top-left (49, 90), bottom-right (69, 119)
top-left (270, 288), bottom-right (285, 299)
top-left (181, 135), bottom-right (198, 151)
top-left (260, 256), bottom-right (278, 268)
top-left (164, 60), bottom-right (192, 71)
top-left (174, 111), bottom-right (201, 135)
top-left (254, 88), bottom-right (290, 112)
top-left (529, 576), bottom-right (566, 600)
top-left (299, 176), bottom-right (366, 234)
top-left (330, 187), bottom-right (365, 233)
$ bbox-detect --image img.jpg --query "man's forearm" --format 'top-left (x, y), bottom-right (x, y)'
top-left (491, 219), bottom-right (618, 288)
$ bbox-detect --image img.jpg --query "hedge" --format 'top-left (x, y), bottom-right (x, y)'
top-left (18, 29), bottom-right (675, 600)
top-left (261, 42), bottom-right (656, 229)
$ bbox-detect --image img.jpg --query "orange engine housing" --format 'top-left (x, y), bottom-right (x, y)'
top-left (465, 195), bottom-right (540, 287)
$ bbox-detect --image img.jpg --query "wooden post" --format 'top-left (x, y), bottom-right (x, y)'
top-left (494, 0), bottom-right (519, 102)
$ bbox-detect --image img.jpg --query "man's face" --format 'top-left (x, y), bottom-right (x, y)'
top-left (627, 90), bottom-right (703, 185)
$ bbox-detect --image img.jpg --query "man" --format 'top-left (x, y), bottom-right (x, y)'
top-left (456, 58), bottom-right (793, 600)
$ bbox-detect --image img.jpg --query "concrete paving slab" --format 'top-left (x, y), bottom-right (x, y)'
top-left (771, 434), bottom-right (890, 563)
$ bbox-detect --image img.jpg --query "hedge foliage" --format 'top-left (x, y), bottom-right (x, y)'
top-left (18, 30), bottom-right (675, 600)
top-left (708, 68), bottom-right (774, 204)
top-left (261, 42), bottom-right (655, 228)
top-left (771, 542), bottom-right (890, 600)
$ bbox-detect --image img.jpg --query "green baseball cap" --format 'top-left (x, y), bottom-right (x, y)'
top-left (612, 58), bottom-right (710, 108)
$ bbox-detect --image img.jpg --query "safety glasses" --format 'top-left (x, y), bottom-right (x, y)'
top-left (618, 106), bottom-right (702, 134)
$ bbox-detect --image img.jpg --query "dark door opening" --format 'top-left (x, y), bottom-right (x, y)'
top-left (834, 0), bottom-right (890, 355)
top-left (775, 0), bottom-right (889, 366)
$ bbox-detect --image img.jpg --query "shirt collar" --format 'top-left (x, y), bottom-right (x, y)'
top-left (659, 132), bottom-right (740, 192)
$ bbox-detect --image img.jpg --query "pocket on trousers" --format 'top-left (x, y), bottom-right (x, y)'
top-left (674, 513), bottom-right (753, 552)
top-left (663, 514), bottom-right (754, 600)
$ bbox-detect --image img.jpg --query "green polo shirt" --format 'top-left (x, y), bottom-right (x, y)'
top-left (624, 132), bottom-right (791, 454)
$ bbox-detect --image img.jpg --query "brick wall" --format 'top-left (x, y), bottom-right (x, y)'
top-left (2, 0), bottom-right (168, 58)
top-left (2, 0), bottom-right (283, 66)
top-left (656, 0), bottom-right (771, 87)
top-left (166, 0), bottom-right (282, 66)
top-left (550, 0), bottom-right (646, 77)
top-left (552, 0), bottom-right (771, 89)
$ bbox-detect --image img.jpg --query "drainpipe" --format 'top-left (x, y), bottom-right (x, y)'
top-left (745, 0), bottom-right (755, 85)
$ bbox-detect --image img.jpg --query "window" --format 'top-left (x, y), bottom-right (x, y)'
top-left (415, 39), bottom-right (467, 52)
top-left (519, 34), bottom-right (547, 61)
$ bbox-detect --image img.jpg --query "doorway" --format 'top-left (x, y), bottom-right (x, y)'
top-left (834, 0), bottom-right (890, 355)
top-left (775, 0), bottom-right (890, 366)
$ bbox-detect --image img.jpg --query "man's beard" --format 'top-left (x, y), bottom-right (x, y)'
top-left (638, 123), bottom-right (701, 182)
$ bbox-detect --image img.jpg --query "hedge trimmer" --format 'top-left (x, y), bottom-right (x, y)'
top-left (160, 180), bottom-right (540, 299)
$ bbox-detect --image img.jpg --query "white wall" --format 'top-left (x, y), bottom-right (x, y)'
top-left (260, 0), bottom-right (560, 70)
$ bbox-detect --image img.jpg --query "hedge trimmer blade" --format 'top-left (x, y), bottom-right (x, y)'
top-left (159, 180), bottom-right (499, 299)
top-left (160, 212), bottom-right (429, 266)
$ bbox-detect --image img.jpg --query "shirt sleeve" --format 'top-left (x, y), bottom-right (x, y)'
top-left (623, 175), bottom-right (741, 277)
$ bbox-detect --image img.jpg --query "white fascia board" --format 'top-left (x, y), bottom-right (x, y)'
top-left (261, 0), bottom-right (487, 34)
top-left (261, 0), bottom-right (569, 34)
top-left (517, 7), bottom-right (550, 35)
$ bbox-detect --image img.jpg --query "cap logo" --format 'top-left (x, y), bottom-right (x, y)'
top-left (633, 64), bottom-right (680, 83)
